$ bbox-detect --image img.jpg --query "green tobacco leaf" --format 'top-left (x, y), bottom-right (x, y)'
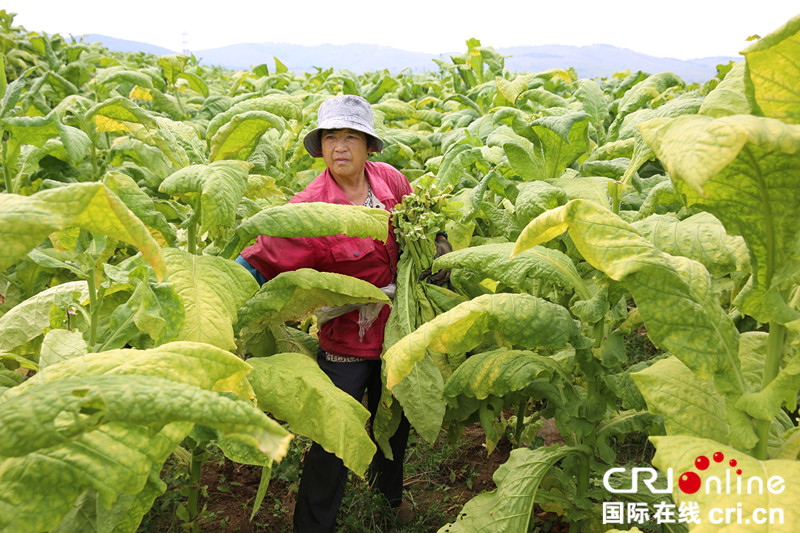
top-left (209, 110), bottom-right (285, 162)
top-left (584, 138), bottom-right (635, 162)
top-left (608, 72), bottom-right (684, 140)
top-left (103, 171), bottom-right (176, 246)
top-left (438, 446), bottom-right (582, 533)
top-left (513, 180), bottom-right (568, 227)
top-left (651, 436), bottom-right (800, 532)
top-left (632, 356), bottom-right (730, 443)
top-left (94, 66), bottom-right (154, 89)
top-left (373, 98), bottom-right (415, 120)
top-left (206, 94), bottom-right (303, 142)
top-left (443, 348), bottom-right (575, 424)
top-left (142, 116), bottom-right (207, 168)
top-left (742, 13), bottom-right (800, 123)
top-left (512, 200), bottom-right (746, 418)
top-left (639, 114), bottom-right (800, 323)
top-left (272, 323), bottom-right (319, 357)
top-left (495, 74), bottom-right (531, 104)
top-left (435, 145), bottom-right (484, 189)
top-left (125, 280), bottom-right (185, 346)
top-left (364, 76), bottom-right (399, 103)
top-left (736, 352), bottom-right (800, 421)
top-left (157, 54), bottom-right (188, 84)
top-left (39, 329), bottom-right (88, 370)
top-left (392, 353), bottom-right (445, 443)
top-left (384, 292), bottom-right (580, 442)
top-left (699, 61), bottom-right (751, 118)
top-left (0, 183), bottom-right (166, 279)
top-left (2, 113), bottom-right (58, 169)
top-left (548, 175), bottom-right (613, 208)
top-left (516, 87), bottom-right (571, 109)
top-left (380, 250), bottom-right (457, 444)
top-left (632, 212), bottom-right (750, 277)
top-left (738, 331), bottom-right (770, 392)
top-left (248, 353), bottom-right (376, 476)
top-left (594, 409), bottom-right (662, 465)
top-left (0, 66), bottom-right (35, 119)
top-left (162, 249), bottom-right (259, 350)
top-left (615, 93), bottom-right (702, 190)
top-left (54, 117), bottom-right (91, 165)
top-left (0, 341), bottom-right (290, 533)
top-left (0, 377), bottom-right (291, 533)
top-left (223, 202), bottom-right (389, 259)
top-left (0, 422), bottom-right (189, 533)
top-left (486, 127), bottom-right (539, 180)
top-left (618, 93), bottom-right (703, 141)
top-left (575, 78), bottom-right (609, 137)
top-left (5, 341), bottom-right (256, 399)
top-left (176, 71), bottom-right (209, 97)
top-left (529, 112), bottom-right (591, 167)
top-left (159, 160), bottom-right (250, 235)
top-left (432, 242), bottom-right (590, 299)
top-left (0, 375), bottom-right (288, 458)
top-left (0, 353), bottom-right (36, 372)
top-left (579, 157), bottom-right (629, 180)
top-left (0, 281), bottom-right (88, 353)
top-left (236, 268), bottom-right (390, 333)
top-left (85, 95), bottom-right (158, 132)
top-left (635, 179), bottom-right (682, 220)
top-left (385, 293), bottom-right (581, 390)
top-left (492, 112), bottom-right (591, 180)
top-left (0, 369), bottom-right (23, 393)
top-left (106, 137), bottom-right (174, 185)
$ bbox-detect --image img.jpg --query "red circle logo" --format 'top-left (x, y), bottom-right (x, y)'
top-left (679, 472), bottom-right (702, 494)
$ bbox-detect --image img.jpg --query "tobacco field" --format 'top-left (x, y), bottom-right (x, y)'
top-left (1, 8), bottom-right (799, 533)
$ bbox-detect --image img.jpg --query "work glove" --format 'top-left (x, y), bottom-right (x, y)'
top-left (421, 234), bottom-right (452, 286)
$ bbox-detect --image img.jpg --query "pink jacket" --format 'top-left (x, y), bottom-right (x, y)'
top-left (241, 161), bottom-right (412, 359)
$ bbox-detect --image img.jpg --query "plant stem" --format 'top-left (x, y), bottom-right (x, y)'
top-left (87, 269), bottom-right (99, 349)
top-left (187, 203), bottom-right (201, 254)
top-left (2, 166), bottom-right (10, 193)
top-left (2, 134), bottom-right (12, 194)
top-left (174, 86), bottom-right (188, 117)
top-left (753, 321), bottom-right (787, 460)
top-left (187, 444), bottom-right (206, 533)
top-left (90, 142), bottom-right (98, 179)
top-left (610, 181), bottom-right (622, 215)
top-left (568, 454), bottom-right (591, 533)
top-left (593, 318), bottom-right (605, 349)
top-left (514, 398), bottom-right (526, 448)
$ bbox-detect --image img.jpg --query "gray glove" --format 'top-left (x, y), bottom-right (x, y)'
top-left (423, 234), bottom-right (452, 286)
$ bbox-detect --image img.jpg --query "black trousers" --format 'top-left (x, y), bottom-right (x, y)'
top-left (293, 349), bottom-right (411, 533)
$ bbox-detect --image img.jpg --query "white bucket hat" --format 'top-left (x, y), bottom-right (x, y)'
top-left (303, 95), bottom-right (384, 158)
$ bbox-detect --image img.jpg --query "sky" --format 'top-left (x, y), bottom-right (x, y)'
top-left (5, 1), bottom-right (799, 60)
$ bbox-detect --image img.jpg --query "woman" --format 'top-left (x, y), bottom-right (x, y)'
top-left (237, 94), bottom-right (414, 531)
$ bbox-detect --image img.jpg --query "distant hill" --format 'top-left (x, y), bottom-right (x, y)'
top-left (193, 42), bottom-right (440, 74)
top-left (81, 34), bottom-right (737, 83)
top-left (501, 44), bottom-right (736, 82)
top-left (82, 34), bottom-right (175, 56)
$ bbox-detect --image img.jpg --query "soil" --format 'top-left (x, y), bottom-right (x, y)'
top-left (147, 422), bottom-right (570, 532)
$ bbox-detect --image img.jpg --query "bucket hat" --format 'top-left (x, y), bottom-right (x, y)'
top-left (303, 95), bottom-right (384, 158)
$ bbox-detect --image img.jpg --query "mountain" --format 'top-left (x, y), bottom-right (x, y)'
top-left (194, 42), bottom-right (440, 74)
top-left (501, 44), bottom-right (736, 82)
top-left (80, 34), bottom-right (737, 83)
top-left (82, 34), bottom-right (175, 56)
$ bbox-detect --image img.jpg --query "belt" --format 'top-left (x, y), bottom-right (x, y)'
top-left (322, 351), bottom-right (363, 363)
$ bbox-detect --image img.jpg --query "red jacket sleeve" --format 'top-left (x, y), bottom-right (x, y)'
top-left (240, 235), bottom-right (316, 281)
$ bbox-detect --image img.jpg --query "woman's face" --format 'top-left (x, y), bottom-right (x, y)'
top-left (320, 128), bottom-right (369, 182)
